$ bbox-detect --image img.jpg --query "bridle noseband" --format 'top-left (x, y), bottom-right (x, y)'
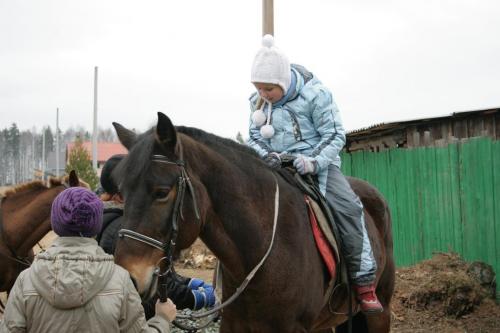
top-left (118, 154), bottom-right (200, 271)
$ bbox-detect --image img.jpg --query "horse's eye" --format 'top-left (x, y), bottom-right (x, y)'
top-left (154, 188), bottom-right (170, 202)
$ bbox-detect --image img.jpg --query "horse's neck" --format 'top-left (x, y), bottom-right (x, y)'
top-left (2, 186), bottom-right (63, 254)
top-left (186, 144), bottom-right (277, 280)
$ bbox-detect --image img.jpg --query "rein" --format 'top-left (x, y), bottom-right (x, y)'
top-left (117, 152), bottom-right (281, 332)
top-left (176, 177), bottom-right (280, 321)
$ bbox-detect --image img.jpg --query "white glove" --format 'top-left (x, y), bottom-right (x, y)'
top-left (293, 155), bottom-right (317, 175)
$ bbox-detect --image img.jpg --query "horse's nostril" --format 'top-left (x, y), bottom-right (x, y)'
top-left (130, 276), bottom-right (138, 291)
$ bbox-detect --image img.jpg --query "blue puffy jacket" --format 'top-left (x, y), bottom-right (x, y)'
top-left (247, 64), bottom-right (346, 193)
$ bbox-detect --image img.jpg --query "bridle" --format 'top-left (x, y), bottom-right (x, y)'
top-left (118, 154), bottom-right (201, 273)
top-left (117, 152), bottom-right (208, 332)
top-left (117, 150), bottom-right (281, 333)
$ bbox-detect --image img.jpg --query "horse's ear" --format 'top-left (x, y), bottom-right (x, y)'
top-left (113, 122), bottom-right (137, 150)
top-left (68, 170), bottom-right (79, 187)
top-left (156, 112), bottom-right (177, 148)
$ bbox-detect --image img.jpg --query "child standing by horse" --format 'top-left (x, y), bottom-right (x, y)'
top-left (0, 187), bottom-right (176, 332)
top-left (247, 34), bottom-right (383, 313)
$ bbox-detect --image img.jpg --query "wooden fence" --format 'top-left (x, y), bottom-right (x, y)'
top-left (341, 137), bottom-right (499, 296)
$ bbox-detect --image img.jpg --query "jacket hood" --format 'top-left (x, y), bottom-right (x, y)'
top-left (29, 237), bottom-right (116, 309)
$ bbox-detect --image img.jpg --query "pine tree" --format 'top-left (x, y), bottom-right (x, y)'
top-left (66, 137), bottom-right (99, 190)
top-left (7, 123), bottom-right (20, 184)
top-left (44, 126), bottom-right (54, 155)
top-left (0, 129), bottom-right (7, 184)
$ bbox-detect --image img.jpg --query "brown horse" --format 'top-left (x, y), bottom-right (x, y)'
top-left (112, 112), bottom-right (395, 333)
top-left (0, 171), bottom-right (83, 292)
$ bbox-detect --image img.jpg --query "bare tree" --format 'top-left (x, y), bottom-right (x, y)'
top-left (98, 127), bottom-right (117, 142)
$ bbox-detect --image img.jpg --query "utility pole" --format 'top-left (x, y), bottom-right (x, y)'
top-left (263, 0), bottom-right (274, 36)
top-left (41, 128), bottom-right (46, 181)
top-left (31, 126), bottom-right (35, 179)
top-left (92, 66), bottom-right (98, 171)
top-left (56, 108), bottom-right (60, 177)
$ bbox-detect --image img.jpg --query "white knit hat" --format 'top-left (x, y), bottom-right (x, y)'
top-left (251, 34), bottom-right (291, 94)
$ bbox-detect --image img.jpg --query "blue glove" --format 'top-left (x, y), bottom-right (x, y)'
top-left (187, 278), bottom-right (206, 290)
top-left (191, 285), bottom-right (216, 310)
top-left (263, 152), bottom-right (281, 170)
top-left (293, 155), bottom-right (317, 175)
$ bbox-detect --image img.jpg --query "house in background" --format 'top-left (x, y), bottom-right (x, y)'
top-left (66, 142), bottom-right (127, 175)
top-left (345, 107), bottom-right (500, 152)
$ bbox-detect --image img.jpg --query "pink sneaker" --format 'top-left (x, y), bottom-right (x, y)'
top-left (353, 284), bottom-right (384, 314)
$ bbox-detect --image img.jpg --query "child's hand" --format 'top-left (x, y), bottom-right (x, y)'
top-left (293, 155), bottom-right (317, 175)
top-left (263, 152), bottom-right (282, 169)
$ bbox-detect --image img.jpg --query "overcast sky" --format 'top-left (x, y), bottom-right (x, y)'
top-left (1, 0), bottom-right (499, 139)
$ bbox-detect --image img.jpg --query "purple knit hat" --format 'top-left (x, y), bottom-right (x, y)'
top-left (51, 187), bottom-right (104, 237)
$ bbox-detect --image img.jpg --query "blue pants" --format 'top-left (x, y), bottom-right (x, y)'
top-left (322, 165), bottom-right (376, 285)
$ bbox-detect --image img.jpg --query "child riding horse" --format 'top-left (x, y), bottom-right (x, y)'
top-left (110, 113), bottom-right (395, 332)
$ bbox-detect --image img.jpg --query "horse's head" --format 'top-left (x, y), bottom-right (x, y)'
top-left (0, 169), bottom-right (86, 292)
top-left (112, 112), bottom-right (204, 298)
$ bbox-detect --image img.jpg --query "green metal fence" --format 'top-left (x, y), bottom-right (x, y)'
top-left (341, 137), bottom-right (499, 296)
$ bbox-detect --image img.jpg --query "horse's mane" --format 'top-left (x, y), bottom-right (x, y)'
top-left (1, 174), bottom-right (90, 199)
top-left (120, 126), bottom-right (267, 183)
top-left (176, 126), bottom-right (260, 159)
top-left (0, 186), bottom-right (10, 198)
top-left (2, 181), bottom-right (48, 197)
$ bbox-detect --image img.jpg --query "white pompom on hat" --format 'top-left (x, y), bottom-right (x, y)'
top-left (251, 34), bottom-right (291, 95)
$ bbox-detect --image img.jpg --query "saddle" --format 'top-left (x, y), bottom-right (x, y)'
top-left (277, 157), bottom-right (350, 302)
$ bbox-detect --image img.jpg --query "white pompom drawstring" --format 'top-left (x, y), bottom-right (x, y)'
top-left (260, 101), bottom-right (275, 139)
top-left (251, 108), bottom-right (266, 127)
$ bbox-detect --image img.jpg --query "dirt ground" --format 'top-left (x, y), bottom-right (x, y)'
top-left (3, 237), bottom-right (499, 332)
top-left (390, 252), bottom-right (500, 332)
top-left (177, 240), bottom-right (500, 332)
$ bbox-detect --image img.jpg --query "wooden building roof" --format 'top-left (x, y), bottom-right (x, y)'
top-left (345, 108), bottom-right (500, 152)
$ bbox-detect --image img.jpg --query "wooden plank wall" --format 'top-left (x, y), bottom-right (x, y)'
top-left (341, 137), bottom-right (500, 298)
